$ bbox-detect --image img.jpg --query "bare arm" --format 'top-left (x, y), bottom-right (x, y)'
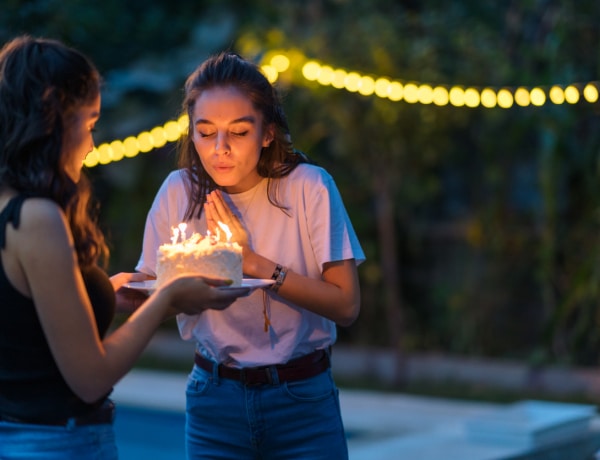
top-left (11, 199), bottom-right (247, 403)
top-left (205, 190), bottom-right (361, 327)
top-left (245, 254), bottom-right (360, 327)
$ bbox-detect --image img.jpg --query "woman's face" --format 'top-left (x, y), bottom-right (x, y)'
top-left (191, 86), bottom-right (273, 194)
top-left (62, 94), bottom-right (100, 182)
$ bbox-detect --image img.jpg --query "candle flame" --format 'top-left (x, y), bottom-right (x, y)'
top-left (171, 227), bottom-right (180, 244)
top-left (178, 222), bottom-right (187, 241)
top-left (217, 221), bottom-right (232, 242)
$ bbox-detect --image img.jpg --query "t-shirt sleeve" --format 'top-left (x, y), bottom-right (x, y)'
top-left (304, 167), bottom-right (365, 269)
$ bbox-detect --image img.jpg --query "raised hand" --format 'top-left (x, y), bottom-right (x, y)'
top-left (204, 190), bottom-right (249, 248)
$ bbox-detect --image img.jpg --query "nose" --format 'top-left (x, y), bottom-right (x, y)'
top-left (88, 131), bottom-right (96, 151)
top-left (214, 132), bottom-right (230, 155)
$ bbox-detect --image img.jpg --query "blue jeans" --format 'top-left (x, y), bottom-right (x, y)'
top-left (0, 419), bottom-right (117, 459)
top-left (185, 362), bottom-right (348, 460)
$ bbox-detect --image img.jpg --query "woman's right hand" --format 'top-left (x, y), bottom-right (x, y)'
top-left (157, 274), bottom-right (250, 315)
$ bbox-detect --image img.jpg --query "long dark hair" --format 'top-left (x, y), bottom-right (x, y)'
top-left (178, 51), bottom-right (311, 220)
top-left (0, 36), bottom-right (108, 267)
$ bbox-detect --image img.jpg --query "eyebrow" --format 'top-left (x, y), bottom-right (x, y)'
top-left (195, 115), bottom-right (256, 126)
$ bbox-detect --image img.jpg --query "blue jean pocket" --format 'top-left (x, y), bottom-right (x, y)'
top-left (186, 365), bottom-right (212, 396)
top-left (282, 368), bottom-right (336, 402)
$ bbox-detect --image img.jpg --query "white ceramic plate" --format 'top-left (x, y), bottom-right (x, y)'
top-left (123, 278), bottom-right (274, 295)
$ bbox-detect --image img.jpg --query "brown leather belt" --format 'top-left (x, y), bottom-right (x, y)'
top-left (0, 399), bottom-right (115, 427)
top-left (194, 349), bottom-right (330, 385)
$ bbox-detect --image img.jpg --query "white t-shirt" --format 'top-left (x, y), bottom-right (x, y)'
top-left (136, 163), bottom-right (365, 367)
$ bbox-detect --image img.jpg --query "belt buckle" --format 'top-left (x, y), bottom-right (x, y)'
top-left (240, 366), bottom-right (273, 386)
top-left (264, 367), bottom-right (273, 385)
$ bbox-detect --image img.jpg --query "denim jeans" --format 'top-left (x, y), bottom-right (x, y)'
top-left (185, 362), bottom-right (348, 460)
top-left (0, 418), bottom-right (117, 459)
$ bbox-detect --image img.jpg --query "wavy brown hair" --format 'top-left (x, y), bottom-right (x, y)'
top-left (0, 36), bottom-right (108, 268)
top-left (178, 51), bottom-right (312, 220)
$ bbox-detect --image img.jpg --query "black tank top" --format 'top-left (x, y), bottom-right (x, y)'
top-left (0, 194), bottom-right (116, 421)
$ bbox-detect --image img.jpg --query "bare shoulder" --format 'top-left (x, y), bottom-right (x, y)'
top-left (20, 197), bottom-right (66, 223)
top-left (4, 197), bottom-right (74, 295)
top-left (16, 198), bottom-right (70, 242)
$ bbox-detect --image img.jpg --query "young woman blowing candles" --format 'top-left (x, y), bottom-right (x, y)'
top-left (136, 51), bottom-right (365, 459)
top-left (0, 36), bottom-right (249, 460)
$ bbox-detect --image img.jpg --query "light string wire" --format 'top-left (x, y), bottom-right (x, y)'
top-left (84, 49), bottom-right (600, 167)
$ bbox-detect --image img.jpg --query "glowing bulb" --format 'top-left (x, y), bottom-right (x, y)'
top-left (514, 87), bottom-right (530, 107)
top-left (417, 84), bottom-right (433, 104)
top-left (584, 83), bottom-right (599, 103)
top-left (464, 88), bottom-right (480, 108)
top-left (123, 136), bottom-right (140, 158)
top-left (403, 83), bottom-right (419, 103)
top-left (97, 144), bottom-right (112, 164)
top-left (270, 54), bottom-right (290, 72)
top-left (549, 86), bottom-right (565, 104)
top-left (137, 131), bottom-right (153, 153)
top-left (432, 87), bottom-right (449, 106)
top-left (109, 140), bottom-right (125, 161)
top-left (150, 127), bottom-right (167, 148)
top-left (164, 121), bottom-right (181, 142)
top-left (344, 72), bottom-right (361, 92)
top-left (331, 69), bottom-right (347, 89)
top-left (449, 87), bottom-right (465, 107)
top-left (178, 114), bottom-right (189, 132)
top-left (374, 78), bottom-right (391, 98)
top-left (84, 148), bottom-right (99, 167)
top-left (388, 82), bottom-right (403, 101)
top-left (261, 65), bottom-right (278, 83)
top-left (358, 76), bottom-right (375, 96)
top-left (497, 89), bottom-right (514, 108)
top-left (317, 66), bottom-right (334, 85)
top-left (302, 61), bottom-right (320, 81)
top-left (530, 87), bottom-right (546, 106)
top-left (565, 85), bottom-right (580, 104)
top-left (480, 88), bottom-right (497, 108)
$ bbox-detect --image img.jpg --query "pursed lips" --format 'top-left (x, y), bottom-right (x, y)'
top-left (213, 163), bottom-right (235, 173)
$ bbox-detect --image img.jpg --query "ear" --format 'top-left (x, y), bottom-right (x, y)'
top-left (262, 124), bottom-right (275, 147)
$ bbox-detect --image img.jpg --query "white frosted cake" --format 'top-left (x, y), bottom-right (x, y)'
top-left (156, 225), bottom-right (243, 287)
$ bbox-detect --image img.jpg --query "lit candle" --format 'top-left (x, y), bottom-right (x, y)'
top-left (178, 222), bottom-right (187, 242)
top-left (171, 227), bottom-right (180, 244)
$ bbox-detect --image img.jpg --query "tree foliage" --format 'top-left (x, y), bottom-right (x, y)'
top-left (237, 0), bottom-right (600, 365)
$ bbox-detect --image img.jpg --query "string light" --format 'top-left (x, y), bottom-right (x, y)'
top-left (84, 115), bottom-right (189, 167)
top-left (85, 50), bottom-right (599, 168)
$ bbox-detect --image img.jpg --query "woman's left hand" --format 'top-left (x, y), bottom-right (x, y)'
top-left (111, 272), bottom-right (154, 314)
top-left (205, 190), bottom-right (249, 248)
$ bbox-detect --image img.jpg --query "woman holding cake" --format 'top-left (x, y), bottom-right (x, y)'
top-left (0, 36), bottom-right (249, 459)
top-left (137, 52), bottom-right (365, 459)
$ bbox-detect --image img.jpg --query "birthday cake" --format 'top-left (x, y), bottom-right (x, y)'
top-left (156, 223), bottom-right (243, 287)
